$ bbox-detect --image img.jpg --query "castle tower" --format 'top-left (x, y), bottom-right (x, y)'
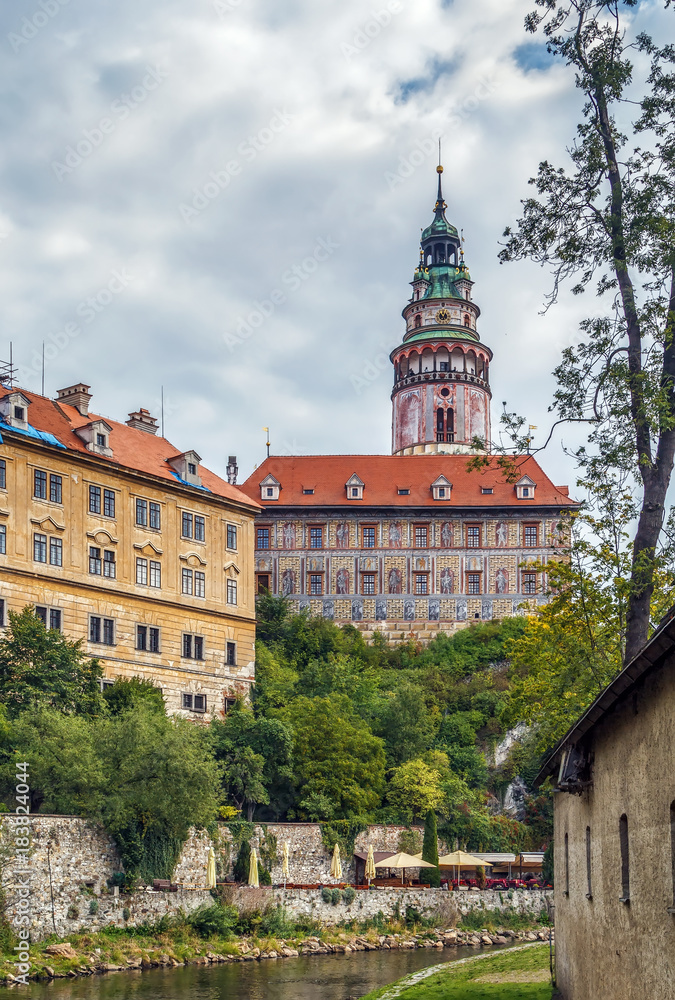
top-left (391, 165), bottom-right (492, 455)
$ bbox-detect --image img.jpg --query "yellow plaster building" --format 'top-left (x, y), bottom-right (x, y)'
top-left (0, 382), bottom-right (260, 716)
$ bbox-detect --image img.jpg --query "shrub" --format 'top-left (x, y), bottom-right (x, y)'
top-left (331, 888), bottom-right (341, 905)
top-left (66, 905), bottom-right (79, 920)
top-left (122, 907), bottom-right (130, 921)
top-left (321, 887), bottom-right (332, 904)
top-left (233, 840), bottom-right (251, 884)
top-left (89, 899), bottom-right (99, 915)
top-left (187, 903), bottom-right (236, 938)
top-left (420, 808), bottom-right (440, 888)
top-left (259, 866), bottom-right (272, 886)
top-left (342, 887), bottom-right (356, 905)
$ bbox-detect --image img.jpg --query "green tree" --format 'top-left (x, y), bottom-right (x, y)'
top-left (102, 677), bottom-right (165, 716)
top-left (276, 695), bottom-right (385, 819)
top-left (501, 0), bottom-right (675, 662)
top-left (210, 705), bottom-right (293, 820)
top-left (0, 607), bottom-right (103, 717)
top-left (94, 706), bottom-right (222, 879)
top-left (503, 486), bottom-right (673, 751)
top-left (0, 708), bottom-right (104, 814)
top-left (387, 758), bottom-right (445, 824)
top-left (420, 808), bottom-right (441, 887)
top-left (375, 684), bottom-right (438, 766)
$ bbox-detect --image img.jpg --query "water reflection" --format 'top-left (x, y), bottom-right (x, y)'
top-left (0, 945), bottom-right (495, 1000)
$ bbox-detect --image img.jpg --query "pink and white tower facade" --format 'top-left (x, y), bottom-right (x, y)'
top-left (391, 165), bottom-right (492, 455)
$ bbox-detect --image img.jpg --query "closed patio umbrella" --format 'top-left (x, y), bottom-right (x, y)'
top-left (206, 846), bottom-right (216, 889)
top-left (375, 851), bottom-right (437, 885)
top-left (365, 845), bottom-right (376, 884)
top-left (330, 844), bottom-right (342, 880)
top-left (248, 847), bottom-right (259, 888)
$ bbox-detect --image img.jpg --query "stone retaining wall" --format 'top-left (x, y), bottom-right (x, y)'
top-left (2, 816), bottom-right (532, 941)
top-left (272, 887), bottom-right (552, 926)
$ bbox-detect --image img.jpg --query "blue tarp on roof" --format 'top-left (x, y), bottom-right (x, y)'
top-left (169, 470), bottom-right (211, 492)
top-left (0, 421), bottom-right (65, 449)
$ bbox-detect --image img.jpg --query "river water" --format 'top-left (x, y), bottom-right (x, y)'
top-left (2, 945), bottom-right (493, 999)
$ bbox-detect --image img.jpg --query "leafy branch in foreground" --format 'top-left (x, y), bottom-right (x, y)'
top-left (499, 0), bottom-right (675, 661)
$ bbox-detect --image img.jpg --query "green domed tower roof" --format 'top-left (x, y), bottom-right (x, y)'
top-left (418, 166), bottom-right (463, 278)
top-left (421, 167), bottom-right (459, 240)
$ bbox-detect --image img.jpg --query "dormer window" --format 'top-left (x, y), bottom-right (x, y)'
top-left (431, 475), bottom-right (452, 500)
top-left (74, 419), bottom-right (113, 458)
top-left (167, 450), bottom-right (202, 487)
top-left (346, 474), bottom-right (364, 500)
top-left (516, 475), bottom-right (536, 500)
top-left (259, 474), bottom-right (280, 501)
top-left (0, 391), bottom-right (31, 430)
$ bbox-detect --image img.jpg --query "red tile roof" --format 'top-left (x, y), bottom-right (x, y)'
top-left (240, 455), bottom-right (576, 508)
top-left (5, 388), bottom-right (260, 510)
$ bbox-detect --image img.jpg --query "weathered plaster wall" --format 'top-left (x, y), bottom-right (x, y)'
top-left (554, 657), bottom-right (675, 1000)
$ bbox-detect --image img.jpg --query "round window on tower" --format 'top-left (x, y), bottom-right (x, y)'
top-left (440, 387), bottom-right (450, 397)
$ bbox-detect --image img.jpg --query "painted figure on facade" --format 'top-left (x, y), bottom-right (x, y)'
top-left (404, 599), bottom-right (415, 621)
top-left (282, 522), bottom-right (296, 549)
top-left (440, 567), bottom-right (454, 594)
top-left (388, 567), bottom-right (402, 594)
top-left (336, 522), bottom-right (350, 548)
top-left (336, 568), bottom-right (350, 594)
top-left (441, 522), bottom-right (453, 548)
top-left (389, 522), bottom-right (403, 548)
top-left (496, 522), bottom-right (508, 547)
top-left (495, 568), bottom-right (508, 594)
top-left (352, 601), bottom-right (363, 621)
top-left (281, 568), bottom-right (296, 595)
top-left (429, 600), bottom-right (440, 621)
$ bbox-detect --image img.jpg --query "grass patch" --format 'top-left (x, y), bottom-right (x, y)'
top-left (460, 908), bottom-right (550, 934)
top-left (361, 944), bottom-right (552, 1000)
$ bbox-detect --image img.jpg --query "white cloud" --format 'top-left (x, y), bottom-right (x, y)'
top-left (1, 0), bottom-right (670, 492)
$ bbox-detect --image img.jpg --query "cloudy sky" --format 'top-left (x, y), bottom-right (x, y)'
top-left (2, 0), bottom-right (670, 488)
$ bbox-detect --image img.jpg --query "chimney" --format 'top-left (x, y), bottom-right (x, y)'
top-left (126, 408), bottom-right (159, 435)
top-left (56, 383), bottom-right (92, 416)
top-left (226, 455), bottom-right (238, 485)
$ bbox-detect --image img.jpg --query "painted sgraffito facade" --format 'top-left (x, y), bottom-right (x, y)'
top-left (240, 166), bottom-right (576, 640)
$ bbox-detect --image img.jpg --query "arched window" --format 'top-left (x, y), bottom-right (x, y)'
top-left (586, 826), bottom-right (592, 899)
top-left (463, 314), bottom-right (471, 328)
top-left (436, 408), bottom-right (445, 442)
top-left (414, 314), bottom-right (422, 329)
top-left (619, 814), bottom-right (630, 902)
top-left (447, 408), bottom-right (454, 435)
